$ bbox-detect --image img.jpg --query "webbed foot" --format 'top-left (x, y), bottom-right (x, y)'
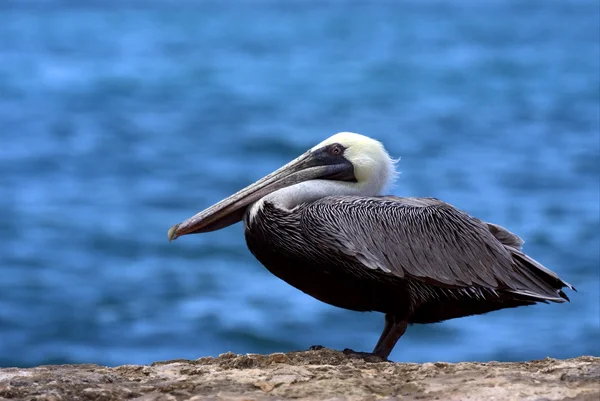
top-left (342, 348), bottom-right (390, 363)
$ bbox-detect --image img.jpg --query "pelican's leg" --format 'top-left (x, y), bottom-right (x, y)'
top-left (310, 314), bottom-right (395, 354)
top-left (373, 313), bottom-right (396, 352)
top-left (340, 314), bottom-right (405, 362)
top-left (372, 315), bottom-right (408, 359)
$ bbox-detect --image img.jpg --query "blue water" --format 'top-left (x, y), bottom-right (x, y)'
top-left (1, 0), bottom-right (599, 368)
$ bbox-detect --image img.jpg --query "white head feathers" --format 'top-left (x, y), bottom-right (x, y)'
top-left (312, 132), bottom-right (399, 195)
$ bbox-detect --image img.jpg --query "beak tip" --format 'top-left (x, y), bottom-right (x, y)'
top-left (168, 224), bottom-right (180, 242)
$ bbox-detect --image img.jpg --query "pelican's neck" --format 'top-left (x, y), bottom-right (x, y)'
top-left (246, 179), bottom-right (379, 223)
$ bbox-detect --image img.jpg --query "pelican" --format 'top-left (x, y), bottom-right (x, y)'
top-left (168, 132), bottom-right (574, 360)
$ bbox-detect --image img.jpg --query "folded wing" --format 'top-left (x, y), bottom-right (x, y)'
top-left (302, 196), bottom-right (573, 302)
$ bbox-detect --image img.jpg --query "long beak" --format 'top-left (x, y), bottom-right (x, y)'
top-left (168, 150), bottom-right (352, 241)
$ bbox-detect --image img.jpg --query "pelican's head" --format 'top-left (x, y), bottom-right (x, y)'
top-left (168, 132), bottom-right (398, 240)
top-left (311, 132), bottom-right (397, 194)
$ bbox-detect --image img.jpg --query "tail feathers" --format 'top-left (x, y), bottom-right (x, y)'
top-left (486, 220), bottom-right (576, 300)
top-left (508, 250), bottom-right (574, 302)
top-left (508, 288), bottom-right (569, 303)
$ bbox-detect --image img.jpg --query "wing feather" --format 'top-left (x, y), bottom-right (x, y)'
top-left (301, 196), bottom-right (571, 301)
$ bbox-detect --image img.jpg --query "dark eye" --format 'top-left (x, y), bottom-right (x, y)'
top-left (329, 144), bottom-right (343, 156)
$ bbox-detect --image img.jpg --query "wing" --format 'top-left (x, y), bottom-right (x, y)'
top-left (301, 196), bottom-right (572, 302)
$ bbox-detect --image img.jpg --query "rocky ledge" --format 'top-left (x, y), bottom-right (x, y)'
top-left (0, 349), bottom-right (598, 401)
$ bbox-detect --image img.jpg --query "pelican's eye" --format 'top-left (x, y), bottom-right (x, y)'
top-left (328, 143), bottom-right (344, 156)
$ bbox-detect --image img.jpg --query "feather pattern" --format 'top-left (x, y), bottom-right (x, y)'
top-left (303, 196), bottom-right (572, 301)
top-left (244, 195), bottom-right (572, 325)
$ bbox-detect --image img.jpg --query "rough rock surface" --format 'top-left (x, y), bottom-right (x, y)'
top-left (0, 349), bottom-right (598, 401)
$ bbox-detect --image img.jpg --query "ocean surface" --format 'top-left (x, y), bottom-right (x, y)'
top-left (1, 0), bottom-right (599, 368)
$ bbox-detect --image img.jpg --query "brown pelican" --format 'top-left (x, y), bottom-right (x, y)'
top-left (168, 132), bottom-right (574, 360)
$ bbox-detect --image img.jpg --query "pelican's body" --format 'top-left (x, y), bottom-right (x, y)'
top-left (169, 132), bottom-right (573, 359)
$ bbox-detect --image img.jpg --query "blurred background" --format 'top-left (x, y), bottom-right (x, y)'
top-left (1, 0), bottom-right (599, 368)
